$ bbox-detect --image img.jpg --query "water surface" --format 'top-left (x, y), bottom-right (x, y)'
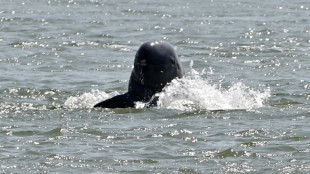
top-left (1, 0), bottom-right (310, 173)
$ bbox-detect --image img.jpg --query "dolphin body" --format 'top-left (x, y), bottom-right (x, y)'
top-left (94, 40), bottom-right (184, 108)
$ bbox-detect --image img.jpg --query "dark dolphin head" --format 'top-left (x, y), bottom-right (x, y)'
top-left (94, 40), bottom-right (184, 108)
top-left (128, 40), bottom-right (184, 101)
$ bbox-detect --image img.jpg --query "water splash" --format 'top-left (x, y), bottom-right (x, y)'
top-left (64, 64), bottom-right (270, 111)
top-left (155, 77), bottom-right (270, 111)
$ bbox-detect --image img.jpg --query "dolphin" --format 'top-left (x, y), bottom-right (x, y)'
top-left (94, 40), bottom-right (184, 108)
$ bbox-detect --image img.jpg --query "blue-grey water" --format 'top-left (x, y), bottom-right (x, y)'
top-left (1, 0), bottom-right (310, 173)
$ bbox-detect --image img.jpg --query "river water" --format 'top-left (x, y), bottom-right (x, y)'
top-left (1, 0), bottom-right (310, 173)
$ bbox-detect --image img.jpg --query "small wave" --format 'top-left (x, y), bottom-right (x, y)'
top-left (63, 89), bottom-right (119, 109)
